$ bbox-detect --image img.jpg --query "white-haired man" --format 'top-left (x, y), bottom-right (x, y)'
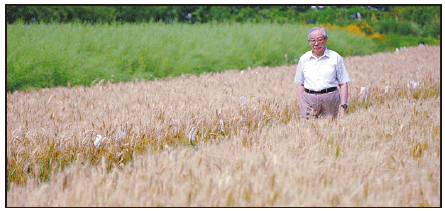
top-left (294, 27), bottom-right (350, 119)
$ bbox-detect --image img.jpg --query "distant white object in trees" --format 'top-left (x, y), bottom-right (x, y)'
top-left (94, 134), bottom-right (103, 150)
top-left (385, 86), bottom-right (389, 93)
top-left (395, 48), bottom-right (399, 52)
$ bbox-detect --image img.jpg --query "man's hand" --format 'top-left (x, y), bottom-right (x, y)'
top-left (340, 107), bottom-right (347, 116)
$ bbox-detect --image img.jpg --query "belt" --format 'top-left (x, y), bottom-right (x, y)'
top-left (305, 87), bottom-right (337, 94)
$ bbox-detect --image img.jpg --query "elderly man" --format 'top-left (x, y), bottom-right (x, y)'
top-left (294, 27), bottom-right (350, 119)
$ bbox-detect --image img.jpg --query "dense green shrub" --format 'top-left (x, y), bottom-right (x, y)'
top-left (392, 6), bottom-right (440, 26)
top-left (6, 6), bottom-right (440, 92)
top-left (391, 6), bottom-right (440, 39)
top-left (7, 22), bottom-right (379, 92)
top-left (374, 19), bottom-right (422, 36)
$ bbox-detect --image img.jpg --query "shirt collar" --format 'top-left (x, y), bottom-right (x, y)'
top-left (311, 47), bottom-right (330, 59)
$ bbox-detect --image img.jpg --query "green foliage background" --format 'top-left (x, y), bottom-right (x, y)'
top-left (7, 5), bottom-right (440, 38)
top-left (6, 5), bottom-right (441, 92)
top-left (7, 22), bottom-right (380, 92)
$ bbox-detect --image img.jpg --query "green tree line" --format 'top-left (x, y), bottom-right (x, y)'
top-left (6, 6), bottom-right (312, 24)
top-left (8, 5), bottom-right (440, 39)
top-left (7, 6), bottom-right (440, 38)
top-left (6, 5), bottom-right (438, 25)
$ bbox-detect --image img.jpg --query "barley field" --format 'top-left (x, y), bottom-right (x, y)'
top-left (6, 46), bottom-right (440, 207)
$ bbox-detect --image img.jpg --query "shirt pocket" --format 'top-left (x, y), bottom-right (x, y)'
top-left (300, 62), bottom-right (314, 80)
top-left (319, 60), bottom-right (337, 83)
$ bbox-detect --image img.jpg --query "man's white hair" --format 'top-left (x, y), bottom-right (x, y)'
top-left (308, 27), bottom-right (328, 39)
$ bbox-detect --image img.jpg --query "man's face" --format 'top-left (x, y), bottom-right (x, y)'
top-left (309, 29), bottom-right (328, 56)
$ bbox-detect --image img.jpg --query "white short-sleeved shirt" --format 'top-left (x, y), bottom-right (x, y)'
top-left (294, 47), bottom-right (350, 91)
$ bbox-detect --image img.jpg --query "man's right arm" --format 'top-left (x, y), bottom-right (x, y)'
top-left (295, 54), bottom-right (306, 102)
top-left (298, 83), bottom-right (305, 98)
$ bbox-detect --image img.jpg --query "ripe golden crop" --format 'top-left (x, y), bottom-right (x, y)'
top-left (7, 46), bottom-right (440, 207)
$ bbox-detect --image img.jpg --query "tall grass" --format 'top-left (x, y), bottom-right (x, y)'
top-left (6, 46), bottom-right (440, 206)
top-left (7, 22), bottom-right (379, 92)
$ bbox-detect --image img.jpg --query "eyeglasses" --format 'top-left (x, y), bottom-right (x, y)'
top-left (309, 37), bottom-right (326, 43)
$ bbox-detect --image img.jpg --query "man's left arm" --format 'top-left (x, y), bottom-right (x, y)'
top-left (337, 55), bottom-right (350, 116)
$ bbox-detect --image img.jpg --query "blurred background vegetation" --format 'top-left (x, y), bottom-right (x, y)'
top-left (7, 5), bottom-right (440, 39)
top-left (6, 5), bottom-right (441, 92)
